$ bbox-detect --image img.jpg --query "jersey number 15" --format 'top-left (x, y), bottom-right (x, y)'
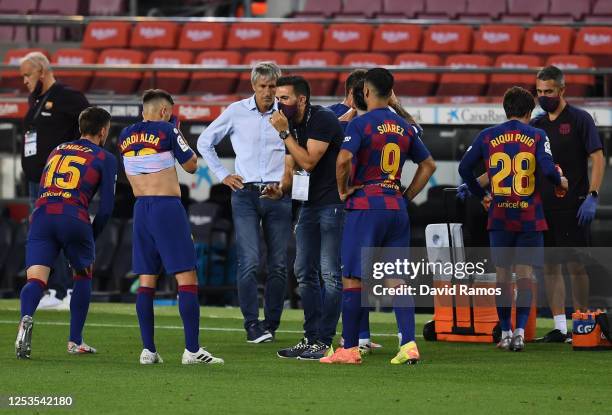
top-left (43, 155), bottom-right (87, 190)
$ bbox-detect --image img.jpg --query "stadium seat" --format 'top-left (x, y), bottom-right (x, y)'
top-left (584, 15), bottom-right (612, 23)
top-left (323, 24), bottom-right (373, 53)
top-left (545, 55), bottom-right (595, 97)
top-left (226, 22), bottom-right (274, 50)
top-left (0, 0), bottom-right (37, 13)
top-left (591, 0), bottom-right (612, 16)
top-left (51, 48), bottom-right (97, 92)
top-left (293, 0), bottom-right (342, 18)
top-left (335, 53), bottom-right (391, 95)
top-left (336, 0), bottom-right (383, 18)
top-left (88, 0), bottom-right (126, 15)
top-left (542, 0), bottom-right (591, 20)
top-left (372, 24), bottom-right (422, 54)
top-left (130, 21), bottom-right (179, 50)
top-left (273, 23), bottom-right (323, 51)
top-left (36, 0), bottom-right (83, 43)
top-left (459, 0), bottom-right (506, 20)
top-left (237, 51), bottom-right (290, 94)
top-left (574, 27), bottom-right (612, 67)
top-left (189, 51), bottom-right (241, 95)
top-left (379, 0), bottom-right (425, 18)
top-left (437, 54), bottom-right (491, 96)
top-left (178, 22), bottom-right (226, 51)
top-left (89, 48), bottom-right (145, 94)
top-left (502, 0), bottom-right (549, 20)
top-left (422, 25), bottom-right (473, 54)
top-left (523, 26), bottom-right (574, 56)
top-left (488, 54), bottom-right (542, 96)
top-left (393, 53), bottom-right (441, 97)
top-left (0, 26), bottom-right (14, 42)
top-left (0, 48), bottom-right (48, 92)
top-left (291, 51), bottom-right (340, 96)
top-left (141, 50), bottom-right (194, 95)
top-left (83, 21), bottom-right (131, 49)
top-left (418, 0), bottom-right (467, 19)
top-left (473, 25), bottom-right (524, 55)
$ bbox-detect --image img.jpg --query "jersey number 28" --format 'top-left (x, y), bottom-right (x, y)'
top-left (490, 152), bottom-right (535, 197)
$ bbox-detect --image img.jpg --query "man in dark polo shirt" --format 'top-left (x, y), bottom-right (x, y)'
top-left (265, 75), bottom-right (345, 360)
top-left (531, 65), bottom-right (605, 342)
top-left (20, 52), bottom-right (89, 306)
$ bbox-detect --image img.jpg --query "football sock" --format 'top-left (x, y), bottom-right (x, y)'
top-left (358, 308), bottom-right (371, 340)
top-left (502, 330), bottom-right (513, 339)
top-left (69, 273), bottom-right (92, 345)
top-left (20, 278), bottom-right (46, 317)
top-left (393, 287), bottom-right (415, 346)
top-left (515, 328), bottom-right (525, 337)
top-left (554, 314), bottom-right (567, 334)
top-left (341, 288), bottom-right (362, 349)
top-left (515, 278), bottom-right (533, 331)
top-left (496, 282), bottom-right (513, 332)
top-left (136, 287), bottom-right (156, 353)
top-left (178, 285), bottom-right (200, 353)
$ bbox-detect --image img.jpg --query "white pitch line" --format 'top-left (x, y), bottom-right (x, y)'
top-left (0, 320), bottom-right (417, 338)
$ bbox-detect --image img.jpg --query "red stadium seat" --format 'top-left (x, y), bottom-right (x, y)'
top-left (51, 49), bottom-right (97, 92)
top-left (83, 21), bottom-right (131, 49)
top-left (542, 0), bottom-right (591, 20)
top-left (523, 26), bottom-right (574, 56)
top-left (422, 25), bottom-right (473, 54)
top-left (437, 54), bottom-right (491, 97)
top-left (322, 24), bottom-right (373, 53)
top-left (141, 50), bottom-right (194, 95)
top-left (545, 55), bottom-right (595, 97)
top-left (89, 49), bottom-right (145, 94)
top-left (488, 54), bottom-right (542, 96)
top-left (291, 51), bottom-right (340, 96)
top-left (0, 26), bottom-right (14, 42)
top-left (189, 51), bottom-right (242, 95)
top-left (592, 0), bottom-right (612, 16)
top-left (237, 51), bottom-right (290, 94)
top-left (293, 0), bottom-right (342, 18)
top-left (459, 0), bottom-right (506, 20)
top-left (178, 23), bottom-right (226, 51)
top-left (502, 0), bottom-right (549, 20)
top-left (37, 0), bottom-right (83, 43)
top-left (274, 23), bottom-right (323, 51)
top-left (393, 53), bottom-right (441, 97)
top-left (336, 0), bottom-right (383, 18)
top-left (226, 22), bottom-right (274, 50)
top-left (574, 27), bottom-right (612, 67)
top-left (0, 48), bottom-right (48, 92)
top-left (335, 53), bottom-right (391, 95)
top-left (584, 15), bottom-right (612, 23)
top-left (0, 0), bottom-right (37, 13)
top-left (473, 25), bottom-right (524, 55)
top-left (372, 24), bottom-right (422, 54)
top-left (419, 0), bottom-right (467, 19)
top-left (380, 0), bottom-right (425, 18)
top-left (88, 0), bottom-right (126, 15)
top-left (130, 21), bottom-right (179, 50)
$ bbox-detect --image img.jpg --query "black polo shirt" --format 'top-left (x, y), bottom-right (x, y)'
top-left (288, 104), bottom-right (344, 207)
top-left (21, 82), bottom-right (89, 183)
top-left (530, 104), bottom-right (603, 211)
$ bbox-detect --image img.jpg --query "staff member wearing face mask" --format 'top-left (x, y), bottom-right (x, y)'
top-left (531, 65), bottom-right (605, 343)
top-left (19, 52), bottom-right (89, 307)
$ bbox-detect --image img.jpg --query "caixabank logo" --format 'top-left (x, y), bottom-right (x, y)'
top-left (445, 107), bottom-right (507, 125)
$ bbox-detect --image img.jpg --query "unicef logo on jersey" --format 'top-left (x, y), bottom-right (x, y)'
top-left (344, 136), bottom-right (351, 142)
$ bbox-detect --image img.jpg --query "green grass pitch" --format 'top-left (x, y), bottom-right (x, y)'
top-left (0, 300), bottom-right (610, 414)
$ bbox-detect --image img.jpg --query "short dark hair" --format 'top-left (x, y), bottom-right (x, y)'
top-left (364, 67), bottom-right (394, 98)
top-left (536, 65), bottom-right (565, 87)
top-left (503, 86), bottom-right (535, 119)
top-left (79, 107), bottom-right (111, 136)
top-left (142, 89), bottom-right (174, 106)
top-left (345, 69), bottom-right (367, 97)
top-left (351, 79), bottom-right (367, 111)
top-left (276, 75), bottom-right (311, 102)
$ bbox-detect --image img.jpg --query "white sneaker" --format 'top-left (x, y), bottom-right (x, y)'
top-left (56, 289), bottom-right (72, 311)
top-left (181, 348), bottom-right (224, 365)
top-left (140, 348), bottom-right (163, 364)
top-left (37, 289), bottom-right (63, 310)
top-left (67, 341), bottom-right (97, 354)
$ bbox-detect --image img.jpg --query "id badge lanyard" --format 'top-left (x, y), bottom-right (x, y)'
top-left (24, 87), bottom-right (53, 158)
top-left (290, 108), bottom-right (312, 202)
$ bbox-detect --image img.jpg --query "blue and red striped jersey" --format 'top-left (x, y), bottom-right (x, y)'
top-left (341, 107), bottom-right (430, 210)
top-left (118, 120), bottom-right (194, 164)
top-left (459, 119), bottom-right (562, 232)
top-left (35, 138), bottom-right (117, 236)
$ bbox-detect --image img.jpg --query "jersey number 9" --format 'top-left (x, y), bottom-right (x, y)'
top-left (380, 143), bottom-right (401, 180)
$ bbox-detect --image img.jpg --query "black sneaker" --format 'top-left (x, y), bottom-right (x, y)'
top-left (260, 321), bottom-right (275, 340)
top-left (297, 341), bottom-right (333, 360)
top-left (534, 329), bottom-right (568, 343)
top-left (277, 338), bottom-right (312, 359)
top-left (246, 322), bottom-right (273, 344)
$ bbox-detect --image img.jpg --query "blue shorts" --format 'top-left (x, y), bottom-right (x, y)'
top-left (341, 209), bottom-right (410, 278)
top-left (133, 196), bottom-right (196, 275)
top-left (489, 230), bottom-right (544, 268)
top-left (26, 211), bottom-right (94, 271)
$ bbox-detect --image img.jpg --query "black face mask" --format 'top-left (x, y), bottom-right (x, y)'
top-left (279, 102), bottom-right (298, 120)
top-left (538, 95), bottom-right (561, 113)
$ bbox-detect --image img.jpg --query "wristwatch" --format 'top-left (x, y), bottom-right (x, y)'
top-left (279, 130), bottom-right (290, 140)
top-left (589, 190), bottom-right (599, 198)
